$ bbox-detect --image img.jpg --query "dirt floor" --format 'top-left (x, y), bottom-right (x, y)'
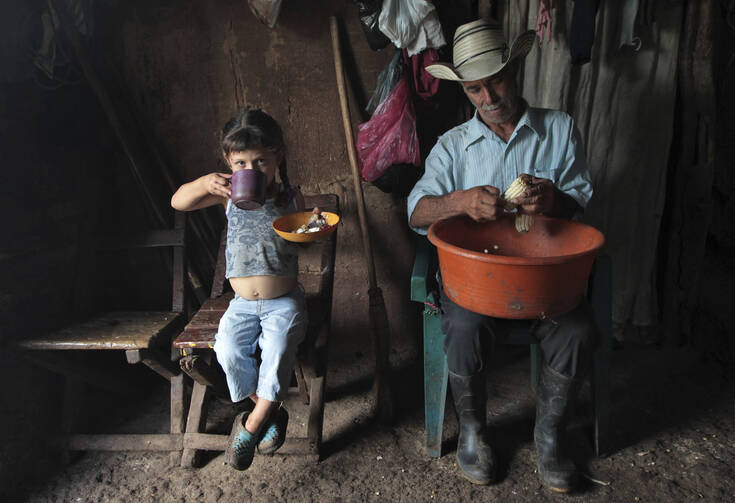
top-left (7, 331), bottom-right (735, 502)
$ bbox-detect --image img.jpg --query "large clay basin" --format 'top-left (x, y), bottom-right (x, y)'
top-left (428, 214), bottom-right (605, 319)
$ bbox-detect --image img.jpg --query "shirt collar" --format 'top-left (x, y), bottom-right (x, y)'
top-left (463, 101), bottom-right (544, 150)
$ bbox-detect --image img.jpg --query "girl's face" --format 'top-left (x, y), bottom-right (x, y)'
top-left (225, 147), bottom-right (281, 184)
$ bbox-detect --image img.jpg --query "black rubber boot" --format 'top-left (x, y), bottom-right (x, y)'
top-left (448, 370), bottom-right (497, 485)
top-left (534, 363), bottom-right (583, 493)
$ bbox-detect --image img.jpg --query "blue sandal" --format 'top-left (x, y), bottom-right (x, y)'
top-left (225, 411), bottom-right (258, 470)
top-left (258, 406), bottom-right (289, 455)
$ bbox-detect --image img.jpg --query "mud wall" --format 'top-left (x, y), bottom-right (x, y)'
top-left (97, 0), bottom-right (442, 360)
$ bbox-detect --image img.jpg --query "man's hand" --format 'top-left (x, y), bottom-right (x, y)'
top-left (461, 185), bottom-right (504, 222)
top-left (511, 176), bottom-right (556, 215)
top-left (509, 175), bottom-right (581, 219)
top-left (409, 185), bottom-right (504, 229)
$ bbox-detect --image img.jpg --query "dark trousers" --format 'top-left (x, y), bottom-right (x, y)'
top-left (439, 286), bottom-right (599, 378)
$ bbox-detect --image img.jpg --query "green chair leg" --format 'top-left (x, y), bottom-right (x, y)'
top-left (423, 296), bottom-right (448, 459)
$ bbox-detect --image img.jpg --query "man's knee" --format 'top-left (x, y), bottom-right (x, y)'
top-left (561, 302), bottom-right (599, 352)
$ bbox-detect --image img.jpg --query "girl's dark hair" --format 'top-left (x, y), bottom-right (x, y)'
top-left (221, 108), bottom-right (294, 207)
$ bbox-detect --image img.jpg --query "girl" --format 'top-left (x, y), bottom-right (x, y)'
top-left (171, 108), bottom-right (307, 470)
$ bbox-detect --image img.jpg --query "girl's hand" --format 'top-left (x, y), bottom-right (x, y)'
top-left (204, 172), bottom-right (232, 198)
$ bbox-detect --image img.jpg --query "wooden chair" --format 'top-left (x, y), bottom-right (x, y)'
top-left (172, 194), bottom-right (338, 466)
top-left (410, 236), bottom-right (612, 458)
top-left (14, 212), bottom-right (188, 461)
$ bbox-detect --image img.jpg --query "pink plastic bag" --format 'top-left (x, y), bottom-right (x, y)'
top-left (357, 75), bottom-right (420, 182)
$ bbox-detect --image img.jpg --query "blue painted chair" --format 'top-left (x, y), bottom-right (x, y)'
top-left (410, 236), bottom-right (612, 458)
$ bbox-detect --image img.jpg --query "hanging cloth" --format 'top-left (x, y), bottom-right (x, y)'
top-left (569, 0), bottom-right (600, 65)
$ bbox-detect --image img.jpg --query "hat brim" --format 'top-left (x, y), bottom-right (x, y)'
top-left (425, 30), bottom-right (536, 82)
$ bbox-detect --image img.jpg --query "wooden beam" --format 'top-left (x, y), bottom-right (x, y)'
top-left (184, 433), bottom-right (318, 459)
top-left (126, 349), bottom-right (180, 380)
top-left (179, 355), bottom-right (228, 398)
top-left (307, 376), bottom-right (325, 456)
top-left (169, 374), bottom-right (185, 465)
top-left (181, 380), bottom-right (210, 467)
top-left (64, 434), bottom-right (182, 451)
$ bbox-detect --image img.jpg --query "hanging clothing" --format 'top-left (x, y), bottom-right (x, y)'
top-left (569, 0), bottom-right (600, 65)
top-left (402, 48), bottom-right (440, 101)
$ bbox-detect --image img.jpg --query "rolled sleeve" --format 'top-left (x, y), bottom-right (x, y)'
top-left (407, 136), bottom-right (457, 235)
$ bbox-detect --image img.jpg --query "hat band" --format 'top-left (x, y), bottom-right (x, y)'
top-left (453, 23), bottom-right (501, 44)
top-left (455, 45), bottom-right (507, 70)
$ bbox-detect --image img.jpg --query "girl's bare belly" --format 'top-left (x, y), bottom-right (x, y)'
top-left (230, 275), bottom-right (297, 300)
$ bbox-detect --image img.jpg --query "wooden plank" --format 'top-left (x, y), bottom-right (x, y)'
top-left (293, 362), bottom-right (310, 405)
top-left (170, 373), bottom-right (185, 465)
top-left (179, 355), bottom-right (228, 397)
top-left (198, 296), bottom-right (233, 311)
top-left (16, 312), bottom-right (183, 350)
top-left (185, 310), bottom-right (226, 328)
top-left (172, 212), bottom-right (186, 314)
top-left (184, 433), bottom-right (317, 458)
top-left (303, 194), bottom-right (338, 213)
top-left (181, 379), bottom-right (210, 467)
top-left (173, 330), bottom-right (217, 349)
top-left (210, 231), bottom-right (228, 299)
top-left (126, 349), bottom-right (180, 380)
top-left (64, 434), bottom-right (182, 451)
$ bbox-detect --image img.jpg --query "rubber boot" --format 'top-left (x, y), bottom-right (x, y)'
top-left (534, 363), bottom-right (583, 492)
top-left (448, 370), bottom-right (497, 485)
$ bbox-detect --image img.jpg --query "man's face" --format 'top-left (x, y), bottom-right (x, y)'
top-left (461, 62), bottom-right (519, 126)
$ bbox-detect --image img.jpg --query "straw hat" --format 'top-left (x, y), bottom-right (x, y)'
top-left (426, 19), bottom-right (535, 82)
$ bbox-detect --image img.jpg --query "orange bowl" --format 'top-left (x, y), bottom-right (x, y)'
top-left (273, 211), bottom-right (340, 243)
top-left (428, 214), bottom-right (605, 319)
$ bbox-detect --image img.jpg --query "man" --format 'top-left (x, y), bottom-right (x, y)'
top-left (408, 19), bottom-right (597, 492)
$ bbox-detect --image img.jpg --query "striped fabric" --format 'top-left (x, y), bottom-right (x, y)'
top-left (407, 107), bottom-right (593, 235)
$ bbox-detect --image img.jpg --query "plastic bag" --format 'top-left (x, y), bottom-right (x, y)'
top-left (378, 0), bottom-right (442, 51)
top-left (352, 0), bottom-right (391, 51)
top-left (248, 0), bottom-right (282, 28)
top-left (366, 50), bottom-right (404, 115)
top-left (357, 75), bottom-right (420, 182)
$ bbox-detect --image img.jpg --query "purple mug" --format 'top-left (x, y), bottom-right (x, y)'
top-left (231, 169), bottom-right (267, 210)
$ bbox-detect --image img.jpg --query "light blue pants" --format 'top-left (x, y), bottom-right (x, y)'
top-left (213, 287), bottom-right (308, 403)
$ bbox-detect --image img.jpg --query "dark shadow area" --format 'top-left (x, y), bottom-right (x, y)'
top-left (604, 344), bottom-right (732, 454)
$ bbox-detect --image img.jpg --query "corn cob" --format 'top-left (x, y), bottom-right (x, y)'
top-left (503, 174), bottom-right (531, 201)
top-left (515, 213), bottom-right (533, 233)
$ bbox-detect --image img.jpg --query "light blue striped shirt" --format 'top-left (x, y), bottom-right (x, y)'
top-left (407, 107), bottom-right (593, 235)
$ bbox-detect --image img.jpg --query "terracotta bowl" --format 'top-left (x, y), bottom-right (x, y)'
top-left (428, 214), bottom-right (605, 319)
top-left (272, 211), bottom-right (340, 243)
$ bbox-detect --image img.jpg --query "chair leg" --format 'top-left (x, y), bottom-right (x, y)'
top-left (423, 307), bottom-right (448, 458)
top-left (181, 380), bottom-right (209, 468)
top-left (169, 374), bottom-right (185, 466)
top-left (306, 376), bottom-right (325, 457)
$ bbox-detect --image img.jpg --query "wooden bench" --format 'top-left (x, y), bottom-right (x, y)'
top-left (173, 194), bottom-right (338, 466)
top-left (14, 212), bottom-right (188, 462)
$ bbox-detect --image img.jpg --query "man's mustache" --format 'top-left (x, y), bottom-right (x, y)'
top-left (480, 103), bottom-right (503, 112)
